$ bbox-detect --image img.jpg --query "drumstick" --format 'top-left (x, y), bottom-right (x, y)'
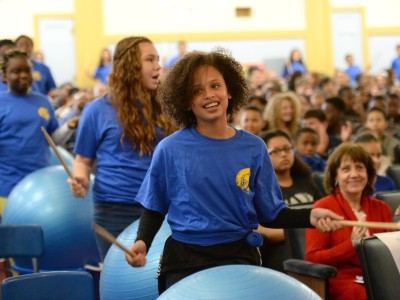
top-left (336, 220), bottom-right (400, 230)
top-left (41, 126), bottom-right (73, 178)
top-left (92, 223), bottom-right (136, 258)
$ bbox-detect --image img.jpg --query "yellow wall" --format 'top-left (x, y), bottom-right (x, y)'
top-left (74, 0), bottom-right (104, 87)
top-left (21, 0), bottom-right (400, 86)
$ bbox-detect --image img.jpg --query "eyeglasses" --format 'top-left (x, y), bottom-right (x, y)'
top-left (268, 146), bottom-right (293, 156)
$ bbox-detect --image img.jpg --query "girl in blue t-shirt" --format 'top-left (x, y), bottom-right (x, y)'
top-left (67, 37), bottom-right (173, 261)
top-left (125, 48), bottom-right (344, 293)
top-left (281, 48), bottom-right (307, 79)
top-left (85, 48), bottom-right (112, 85)
top-left (0, 51), bottom-right (72, 219)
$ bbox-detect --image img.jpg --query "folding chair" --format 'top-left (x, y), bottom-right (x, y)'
top-left (374, 190), bottom-right (400, 217)
top-left (1, 271), bottom-right (95, 300)
top-left (355, 236), bottom-right (400, 300)
top-left (387, 164), bottom-right (400, 189)
top-left (0, 224), bottom-right (44, 276)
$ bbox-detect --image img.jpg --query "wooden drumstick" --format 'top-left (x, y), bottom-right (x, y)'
top-left (336, 220), bottom-right (400, 230)
top-left (41, 126), bottom-right (73, 178)
top-left (92, 223), bottom-right (136, 258)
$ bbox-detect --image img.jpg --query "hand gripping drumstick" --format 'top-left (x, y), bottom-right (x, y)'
top-left (92, 223), bottom-right (136, 258)
top-left (336, 220), bottom-right (400, 230)
top-left (41, 126), bottom-right (73, 178)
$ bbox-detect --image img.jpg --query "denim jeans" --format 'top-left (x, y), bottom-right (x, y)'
top-left (93, 202), bottom-right (142, 262)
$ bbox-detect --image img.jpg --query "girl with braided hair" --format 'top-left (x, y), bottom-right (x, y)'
top-left (67, 36), bottom-right (173, 261)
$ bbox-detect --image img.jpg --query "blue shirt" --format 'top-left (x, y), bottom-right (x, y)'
top-left (94, 64), bottom-right (111, 85)
top-left (391, 57), bottom-right (400, 81)
top-left (74, 95), bottom-right (163, 203)
top-left (0, 77), bottom-right (7, 92)
top-left (31, 60), bottom-right (56, 95)
top-left (374, 175), bottom-right (396, 193)
top-left (0, 91), bottom-right (59, 197)
top-left (136, 128), bottom-right (287, 246)
top-left (345, 65), bottom-right (361, 86)
top-left (297, 153), bottom-right (326, 173)
top-left (282, 61), bottom-right (307, 78)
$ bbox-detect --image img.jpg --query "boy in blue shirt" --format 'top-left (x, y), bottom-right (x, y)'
top-left (293, 127), bottom-right (326, 172)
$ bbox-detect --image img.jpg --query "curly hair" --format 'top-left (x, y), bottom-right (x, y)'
top-left (1, 50), bottom-right (30, 83)
top-left (108, 36), bottom-right (172, 154)
top-left (324, 143), bottom-right (376, 195)
top-left (263, 91), bottom-right (301, 137)
top-left (158, 48), bottom-right (249, 128)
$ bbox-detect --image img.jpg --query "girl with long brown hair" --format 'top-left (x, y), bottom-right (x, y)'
top-left (67, 36), bottom-right (172, 261)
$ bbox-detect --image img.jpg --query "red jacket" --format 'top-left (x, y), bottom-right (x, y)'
top-left (306, 190), bottom-right (393, 300)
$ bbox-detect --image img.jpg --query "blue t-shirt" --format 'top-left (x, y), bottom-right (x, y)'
top-left (94, 64), bottom-right (111, 85)
top-left (392, 57), bottom-right (400, 81)
top-left (0, 91), bottom-right (59, 197)
top-left (0, 77), bottom-right (7, 92)
top-left (74, 95), bottom-right (163, 204)
top-left (31, 60), bottom-right (56, 95)
top-left (136, 128), bottom-right (287, 246)
top-left (297, 153), bottom-right (326, 173)
top-left (374, 175), bottom-right (396, 193)
top-left (345, 65), bottom-right (361, 86)
top-left (282, 61), bottom-right (307, 78)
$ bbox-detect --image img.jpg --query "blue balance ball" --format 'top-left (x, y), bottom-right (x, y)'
top-left (100, 218), bottom-right (171, 300)
top-left (158, 264), bottom-right (321, 300)
top-left (2, 165), bottom-right (100, 272)
top-left (49, 146), bottom-right (75, 167)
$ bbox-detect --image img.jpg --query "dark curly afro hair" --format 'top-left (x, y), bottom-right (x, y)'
top-left (158, 48), bottom-right (249, 128)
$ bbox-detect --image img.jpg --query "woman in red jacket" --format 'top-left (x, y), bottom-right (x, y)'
top-left (305, 143), bottom-right (393, 300)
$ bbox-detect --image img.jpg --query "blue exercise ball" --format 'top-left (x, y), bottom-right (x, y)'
top-left (100, 218), bottom-right (171, 300)
top-left (49, 146), bottom-right (75, 167)
top-left (2, 165), bottom-right (100, 272)
top-left (158, 264), bottom-right (321, 300)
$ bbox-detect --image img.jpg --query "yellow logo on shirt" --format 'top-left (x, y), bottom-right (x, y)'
top-left (38, 107), bottom-right (50, 120)
top-left (236, 168), bottom-right (250, 193)
top-left (33, 71), bottom-right (42, 81)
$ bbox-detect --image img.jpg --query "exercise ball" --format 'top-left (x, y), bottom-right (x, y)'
top-left (49, 146), bottom-right (75, 167)
top-left (2, 165), bottom-right (100, 272)
top-left (158, 265), bottom-right (321, 300)
top-left (100, 218), bottom-right (171, 300)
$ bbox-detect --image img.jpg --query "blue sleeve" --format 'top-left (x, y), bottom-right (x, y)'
top-left (135, 144), bottom-right (169, 215)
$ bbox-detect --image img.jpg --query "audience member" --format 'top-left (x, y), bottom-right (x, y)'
top-left (365, 107), bottom-right (400, 163)
top-left (354, 133), bottom-right (396, 191)
top-left (306, 143), bottom-right (393, 300)
top-left (293, 127), bottom-right (326, 172)
top-left (263, 91), bottom-right (301, 137)
top-left (239, 105), bottom-right (264, 136)
top-left (257, 129), bottom-right (322, 271)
